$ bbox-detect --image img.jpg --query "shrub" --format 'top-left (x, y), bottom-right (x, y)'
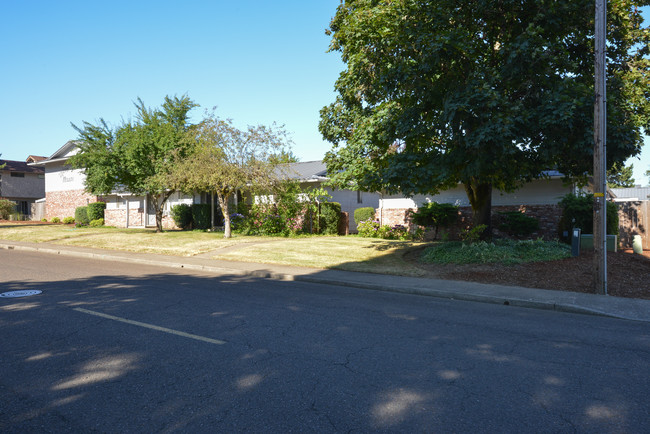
top-left (87, 202), bottom-right (106, 221)
top-left (357, 219), bottom-right (381, 237)
top-left (558, 194), bottom-right (618, 242)
top-left (171, 204), bottom-right (192, 229)
top-left (191, 204), bottom-right (211, 230)
top-left (41, 218), bottom-right (48, 222)
top-left (51, 217), bottom-right (61, 223)
top-left (498, 211), bottom-right (539, 236)
top-left (409, 202), bottom-right (459, 238)
top-left (230, 213), bottom-right (247, 231)
top-left (89, 218), bottom-right (104, 227)
top-left (357, 219), bottom-right (415, 240)
top-left (354, 207), bottom-right (376, 225)
top-left (461, 224), bottom-right (488, 244)
top-left (62, 216), bottom-right (75, 224)
top-left (319, 202), bottom-right (341, 235)
top-left (0, 199), bottom-right (17, 219)
top-left (75, 206), bottom-right (90, 226)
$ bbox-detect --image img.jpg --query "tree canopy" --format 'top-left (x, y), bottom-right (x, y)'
top-left (320, 0), bottom-right (650, 235)
top-left (69, 95), bottom-right (198, 232)
top-left (167, 111), bottom-right (293, 238)
top-left (607, 162), bottom-right (636, 188)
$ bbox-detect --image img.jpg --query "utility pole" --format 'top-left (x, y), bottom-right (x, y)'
top-left (594, 0), bottom-right (607, 295)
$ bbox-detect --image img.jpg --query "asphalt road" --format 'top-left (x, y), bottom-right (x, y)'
top-left (1, 249), bottom-right (649, 433)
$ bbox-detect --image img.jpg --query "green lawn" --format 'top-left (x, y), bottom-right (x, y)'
top-left (0, 224), bottom-right (276, 256)
top-left (1, 223), bottom-right (570, 276)
top-left (0, 223), bottom-right (426, 275)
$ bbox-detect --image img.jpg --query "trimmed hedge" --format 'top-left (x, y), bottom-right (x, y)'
top-left (87, 202), bottom-right (106, 221)
top-left (171, 204), bottom-right (192, 229)
top-left (191, 204), bottom-right (211, 230)
top-left (319, 202), bottom-right (341, 235)
top-left (354, 207), bottom-right (376, 225)
top-left (75, 206), bottom-right (90, 225)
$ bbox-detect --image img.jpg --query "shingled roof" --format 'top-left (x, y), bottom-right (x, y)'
top-left (274, 160), bottom-right (328, 182)
top-left (0, 159), bottom-right (44, 174)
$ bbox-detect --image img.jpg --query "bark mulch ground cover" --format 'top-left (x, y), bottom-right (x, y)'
top-left (405, 247), bottom-right (650, 300)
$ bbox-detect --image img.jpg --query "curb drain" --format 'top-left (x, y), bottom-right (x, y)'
top-left (0, 290), bottom-right (43, 298)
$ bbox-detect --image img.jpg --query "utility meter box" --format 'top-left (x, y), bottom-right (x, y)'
top-left (571, 228), bottom-right (581, 256)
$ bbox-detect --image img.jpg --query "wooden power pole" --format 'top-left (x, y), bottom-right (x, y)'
top-left (594, 0), bottom-right (607, 295)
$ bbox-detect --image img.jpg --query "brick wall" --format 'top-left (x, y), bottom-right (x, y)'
top-left (46, 189), bottom-right (100, 220)
top-left (105, 208), bottom-right (177, 229)
top-left (377, 204), bottom-right (562, 240)
top-left (105, 208), bottom-right (145, 228)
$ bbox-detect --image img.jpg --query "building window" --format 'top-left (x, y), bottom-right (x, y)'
top-left (10, 172), bottom-right (25, 178)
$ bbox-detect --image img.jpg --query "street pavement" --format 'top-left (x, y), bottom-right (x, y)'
top-left (1, 239), bottom-right (649, 323)
top-left (1, 248), bottom-right (649, 432)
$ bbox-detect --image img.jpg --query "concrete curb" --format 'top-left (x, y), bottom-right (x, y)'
top-left (2, 241), bottom-right (649, 323)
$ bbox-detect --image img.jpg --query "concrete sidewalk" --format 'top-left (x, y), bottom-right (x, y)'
top-left (2, 239), bottom-right (649, 323)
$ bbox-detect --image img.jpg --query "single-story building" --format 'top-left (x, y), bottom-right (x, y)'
top-left (378, 171), bottom-right (576, 239)
top-left (30, 141), bottom-right (199, 228)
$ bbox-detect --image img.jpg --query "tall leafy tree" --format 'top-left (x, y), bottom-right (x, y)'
top-left (320, 0), bottom-right (650, 237)
top-left (607, 162), bottom-right (636, 188)
top-left (167, 111), bottom-right (292, 238)
top-left (69, 95), bottom-right (198, 232)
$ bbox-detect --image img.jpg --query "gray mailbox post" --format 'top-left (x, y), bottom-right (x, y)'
top-left (571, 228), bottom-right (581, 257)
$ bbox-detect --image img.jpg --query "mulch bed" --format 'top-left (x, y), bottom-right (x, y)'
top-left (405, 247), bottom-right (650, 300)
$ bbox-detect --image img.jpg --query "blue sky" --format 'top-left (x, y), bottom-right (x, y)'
top-left (1, 1), bottom-right (649, 185)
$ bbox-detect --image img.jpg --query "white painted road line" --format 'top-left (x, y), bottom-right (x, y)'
top-left (73, 307), bottom-right (227, 345)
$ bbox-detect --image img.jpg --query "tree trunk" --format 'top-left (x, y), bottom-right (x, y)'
top-left (463, 178), bottom-right (492, 240)
top-left (217, 193), bottom-right (232, 238)
top-left (151, 191), bottom-right (173, 233)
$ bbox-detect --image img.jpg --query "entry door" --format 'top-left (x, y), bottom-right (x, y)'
top-left (146, 197), bottom-right (157, 227)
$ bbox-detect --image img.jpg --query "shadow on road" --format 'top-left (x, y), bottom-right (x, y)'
top-left (1, 269), bottom-right (648, 432)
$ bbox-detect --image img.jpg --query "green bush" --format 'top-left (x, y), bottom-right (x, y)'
top-left (89, 218), bottom-right (104, 227)
top-left (51, 217), bottom-right (61, 223)
top-left (357, 219), bottom-right (414, 240)
top-left (41, 218), bottom-right (48, 222)
top-left (75, 206), bottom-right (90, 226)
top-left (171, 204), bottom-right (192, 229)
top-left (0, 199), bottom-right (16, 219)
top-left (354, 207), bottom-right (376, 225)
top-left (87, 202), bottom-right (106, 221)
top-left (410, 202), bottom-right (459, 227)
top-left (319, 202), bottom-right (341, 235)
top-left (498, 211), bottom-right (539, 236)
top-left (357, 219), bottom-right (380, 237)
top-left (62, 216), bottom-right (75, 224)
top-left (191, 204), bottom-right (211, 230)
top-left (409, 202), bottom-right (459, 238)
top-left (558, 194), bottom-right (619, 242)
